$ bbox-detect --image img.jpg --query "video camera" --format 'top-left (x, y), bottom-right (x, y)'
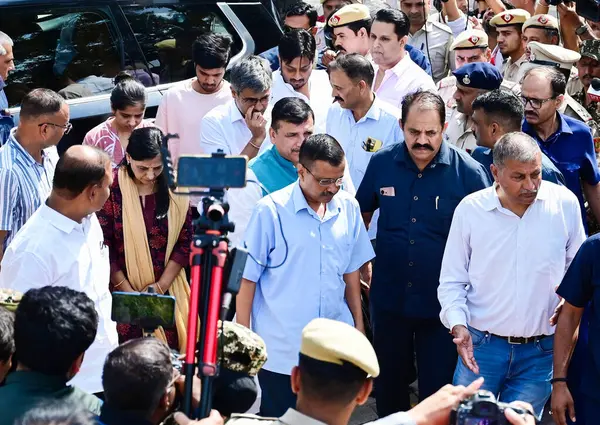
top-left (451, 391), bottom-right (532, 425)
top-left (545, 0), bottom-right (600, 21)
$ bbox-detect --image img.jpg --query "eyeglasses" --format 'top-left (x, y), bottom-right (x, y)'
top-left (301, 164), bottom-right (343, 187)
top-left (520, 95), bottom-right (556, 110)
top-left (240, 94), bottom-right (270, 106)
top-left (38, 122), bottom-right (73, 134)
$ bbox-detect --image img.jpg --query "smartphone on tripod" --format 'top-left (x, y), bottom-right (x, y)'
top-left (111, 291), bottom-right (176, 330)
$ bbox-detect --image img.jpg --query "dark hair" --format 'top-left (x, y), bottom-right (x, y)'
top-left (110, 72), bottom-right (146, 111)
top-left (15, 286), bottom-right (98, 376)
top-left (374, 8), bottom-right (410, 39)
top-left (212, 369), bottom-right (258, 417)
top-left (279, 29), bottom-right (317, 64)
top-left (192, 33), bottom-right (233, 69)
top-left (102, 338), bottom-right (172, 415)
top-left (284, 2), bottom-right (318, 27)
top-left (545, 28), bottom-right (560, 43)
top-left (345, 18), bottom-right (372, 35)
top-left (329, 53), bottom-right (375, 87)
top-left (124, 127), bottom-right (170, 219)
top-left (271, 97), bottom-right (315, 131)
top-left (19, 88), bottom-right (66, 120)
top-left (472, 90), bottom-right (524, 132)
top-left (15, 401), bottom-right (96, 425)
top-left (298, 354), bottom-right (368, 405)
top-left (0, 306), bottom-right (14, 363)
top-left (401, 90), bottom-right (445, 128)
top-left (523, 66), bottom-right (567, 97)
top-left (299, 134), bottom-right (345, 169)
top-left (53, 146), bottom-right (110, 199)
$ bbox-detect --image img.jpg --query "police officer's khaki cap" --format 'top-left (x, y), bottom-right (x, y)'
top-left (490, 9), bottom-right (531, 28)
top-left (522, 14), bottom-right (559, 31)
top-left (328, 4), bottom-right (371, 28)
top-left (528, 42), bottom-right (581, 70)
top-left (451, 30), bottom-right (489, 51)
top-left (155, 39), bottom-right (176, 49)
top-left (300, 318), bottom-right (380, 377)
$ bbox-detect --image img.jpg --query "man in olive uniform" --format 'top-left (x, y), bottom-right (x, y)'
top-left (489, 9), bottom-right (530, 83)
top-left (437, 29), bottom-right (491, 121)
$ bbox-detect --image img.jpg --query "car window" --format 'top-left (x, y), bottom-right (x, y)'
top-left (0, 6), bottom-right (133, 107)
top-left (122, 4), bottom-right (243, 85)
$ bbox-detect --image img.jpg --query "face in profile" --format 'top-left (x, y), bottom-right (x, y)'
top-left (329, 68), bottom-right (363, 111)
top-left (333, 26), bottom-right (367, 54)
top-left (497, 27), bottom-right (522, 56)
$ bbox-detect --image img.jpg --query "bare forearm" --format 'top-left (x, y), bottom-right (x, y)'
top-left (157, 260), bottom-right (184, 293)
top-left (486, 0), bottom-right (506, 15)
top-left (554, 304), bottom-right (584, 378)
top-left (361, 212), bottom-right (373, 229)
top-left (111, 270), bottom-right (135, 292)
top-left (240, 138), bottom-right (264, 159)
top-left (344, 270), bottom-right (364, 330)
top-left (583, 182), bottom-right (600, 222)
top-left (444, 0), bottom-right (461, 23)
top-left (236, 278), bottom-right (256, 328)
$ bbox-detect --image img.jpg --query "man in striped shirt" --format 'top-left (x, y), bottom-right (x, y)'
top-left (0, 89), bottom-right (69, 258)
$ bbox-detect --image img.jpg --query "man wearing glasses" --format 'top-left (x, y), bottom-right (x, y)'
top-left (200, 56), bottom-right (273, 160)
top-left (521, 67), bottom-right (600, 231)
top-left (0, 88), bottom-right (68, 260)
top-left (237, 134), bottom-right (374, 418)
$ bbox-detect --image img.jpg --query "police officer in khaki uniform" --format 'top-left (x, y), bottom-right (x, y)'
top-left (437, 29), bottom-right (491, 121)
top-left (568, 40), bottom-right (600, 139)
top-left (226, 318), bottom-right (382, 425)
top-left (444, 62), bottom-right (503, 153)
top-left (521, 14), bottom-right (560, 46)
top-left (489, 9), bottom-right (530, 83)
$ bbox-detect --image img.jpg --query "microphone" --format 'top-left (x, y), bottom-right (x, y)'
top-left (589, 78), bottom-right (600, 103)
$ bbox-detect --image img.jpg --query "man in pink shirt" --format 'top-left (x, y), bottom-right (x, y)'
top-left (155, 33), bottom-right (234, 163)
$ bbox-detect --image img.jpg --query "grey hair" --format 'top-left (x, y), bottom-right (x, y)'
top-left (0, 32), bottom-right (13, 56)
top-left (229, 55), bottom-right (273, 94)
top-left (493, 132), bottom-right (541, 168)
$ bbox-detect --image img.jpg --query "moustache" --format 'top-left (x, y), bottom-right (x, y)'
top-left (321, 191), bottom-right (336, 197)
top-left (334, 46), bottom-right (345, 52)
top-left (520, 189), bottom-right (538, 196)
top-left (412, 143), bottom-right (434, 151)
top-left (334, 96), bottom-right (344, 103)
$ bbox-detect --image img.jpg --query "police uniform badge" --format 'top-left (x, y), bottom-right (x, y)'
top-left (462, 75), bottom-right (471, 85)
top-left (468, 35), bottom-right (480, 45)
top-left (502, 14), bottom-right (513, 23)
top-left (330, 15), bottom-right (340, 25)
top-left (363, 137), bottom-right (383, 153)
top-left (538, 15), bottom-right (548, 24)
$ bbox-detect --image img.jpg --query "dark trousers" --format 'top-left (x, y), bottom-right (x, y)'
top-left (258, 369), bottom-right (297, 417)
top-left (372, 309), bottom-right (457, 417)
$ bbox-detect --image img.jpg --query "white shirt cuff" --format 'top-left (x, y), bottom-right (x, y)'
top-left (447, 309), bottom-right (468, 332)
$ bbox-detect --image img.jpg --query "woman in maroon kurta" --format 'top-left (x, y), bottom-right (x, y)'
top-left (97, 127), bottom-right (192, 349)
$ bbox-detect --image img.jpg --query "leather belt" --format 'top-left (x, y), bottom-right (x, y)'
top-left (491, 334), bottom-right (551, 345)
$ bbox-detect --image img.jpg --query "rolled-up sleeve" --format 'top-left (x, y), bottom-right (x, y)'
top-left (242, 201), bottom-right (276, 283)
top-left (438, 201), bottom-right (472, 330)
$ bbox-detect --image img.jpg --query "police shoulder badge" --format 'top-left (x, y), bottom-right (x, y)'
top-left (363, 137), bottom-right (383, 153)
top-left (462, 75), bottom-right (471, 85)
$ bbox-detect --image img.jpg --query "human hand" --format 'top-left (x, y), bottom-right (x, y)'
top-left (244, 106), bottom-right (267, 142)
top-left (452, 325), bottom-right (479, 374)
top-left (322, 50), bottom-right (338, 67)
top-left (505, 401), bottom-right (536, 425)
top-left (469, 16), bottom-right (483, 31)
top-left (174, 411), bottom-right (223, 425)
top-left (550, 289), bottom-right (564, 326)
top-left (551, 382), bottom-right (576, 425)
top-left (408, 378), bottom-right (484, 425)
top-left (174, 372), bottom-right (202, 410)
top-left (557, 2), bottom-right (584, 29)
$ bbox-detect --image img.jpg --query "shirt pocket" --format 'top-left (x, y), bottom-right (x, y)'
top-left (424, 196), bottom-right (461, 236)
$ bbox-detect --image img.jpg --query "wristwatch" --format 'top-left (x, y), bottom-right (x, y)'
top-left (576, 24), bottom-right (590, 35)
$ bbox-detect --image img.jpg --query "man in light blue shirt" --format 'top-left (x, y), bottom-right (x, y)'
top-left (236, 134), bottom-right (374, 418)
top-left (326, 53), bottom-right (403, 243)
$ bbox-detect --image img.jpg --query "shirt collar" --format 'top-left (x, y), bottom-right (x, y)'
top-left (280, 409), bottom-right (328, 425)
top-left (39, 203), bottom-right (86, 234)
top-left (274, 71), bottom-right (310, 103)
top-left (228, 100), bottom-right (245, 124)
top-left (481, 181), bottom-right (550, 212)
top-left (291, 180), bottom-right (341, 220)
top-left (393, 140), bottom-right (452, 168)
top-left (522, 111), bottom-right (573, 139)
top-left (343, 95), bottom-right (384, 124)
top-left (8, 129), bottom-right (51, 166)
top-left (0, 75), bottom-right (5, 91)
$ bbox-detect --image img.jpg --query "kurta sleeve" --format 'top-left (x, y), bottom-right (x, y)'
top-left (169, 205), bottom-right (193, 267)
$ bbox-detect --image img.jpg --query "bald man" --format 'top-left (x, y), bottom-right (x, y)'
top-left (0, 145), bottom-right (118, 395)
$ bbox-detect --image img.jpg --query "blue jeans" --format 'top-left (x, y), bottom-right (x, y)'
top-left (453, 327), bottom-right (553, 419)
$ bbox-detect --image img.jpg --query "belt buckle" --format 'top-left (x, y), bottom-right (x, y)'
top-left (507, 336), bottom-right (522, 345)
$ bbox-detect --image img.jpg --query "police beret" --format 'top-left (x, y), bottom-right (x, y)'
top-left (489, 9), bottom-right (531, 28)
top-left (451, 29), bottom-right (489, 51)
top-left (218, 321), bottom-right (267, 377)
top-left (580, 39), bottom-right (600, 62)
top-left (328, 4), bottom-right (371, 28)
top-left (453, 62), bottom-right (503, 90)
top-left (155, 39), bottom-right (177, 49)
top-left (528, 42), bottom-right (581, 70)
top-left (300, 318), bottom-right (379, 377)
top-left (522, 14), bottom-right (559, 31)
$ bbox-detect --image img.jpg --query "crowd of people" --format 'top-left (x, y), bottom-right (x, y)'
top-left (0, 0), bottom-right (599, 423)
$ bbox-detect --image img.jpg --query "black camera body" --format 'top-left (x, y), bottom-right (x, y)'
top-left (451, 390), bottom-right (528, 425)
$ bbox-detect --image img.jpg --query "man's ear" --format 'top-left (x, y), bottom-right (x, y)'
top-left (355, 379), bottom-right (373, 406)
top-left (269, 126), bottom-right (277, 142)
top-left (67, 353), bottom-right (85, 378)
top-left (491, 163), bottom-right (499, 182)
top-left (443, 121), bottom-right (449, 132)
top-left (290, 366), bottom-right (301, 395)
top-left (555, 94), bottom-right (565, 109)
top-left (359, 27), bottom-right (368, 38)
top-left (311, 26), bottom-right (318, 36)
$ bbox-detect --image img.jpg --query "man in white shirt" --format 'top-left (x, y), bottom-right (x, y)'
top-left (370, 8), bottom-right (436, 110)
top-left (271, 29), bottom-right (332, 133)
top-left (0, 145), bottom-right (118, 394)
top-left (155, 33), bottom-right (233, 163)
top-left (200, 56), bottom-right (273, 159)
top-left (438, 132), bottom-right (586, 418)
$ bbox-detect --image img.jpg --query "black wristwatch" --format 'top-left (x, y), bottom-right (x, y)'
top-left (576, 24), bottom-right (589, 35)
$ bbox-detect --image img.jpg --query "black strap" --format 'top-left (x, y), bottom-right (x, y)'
top-left (550, 377), bottom-right (568, 384)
